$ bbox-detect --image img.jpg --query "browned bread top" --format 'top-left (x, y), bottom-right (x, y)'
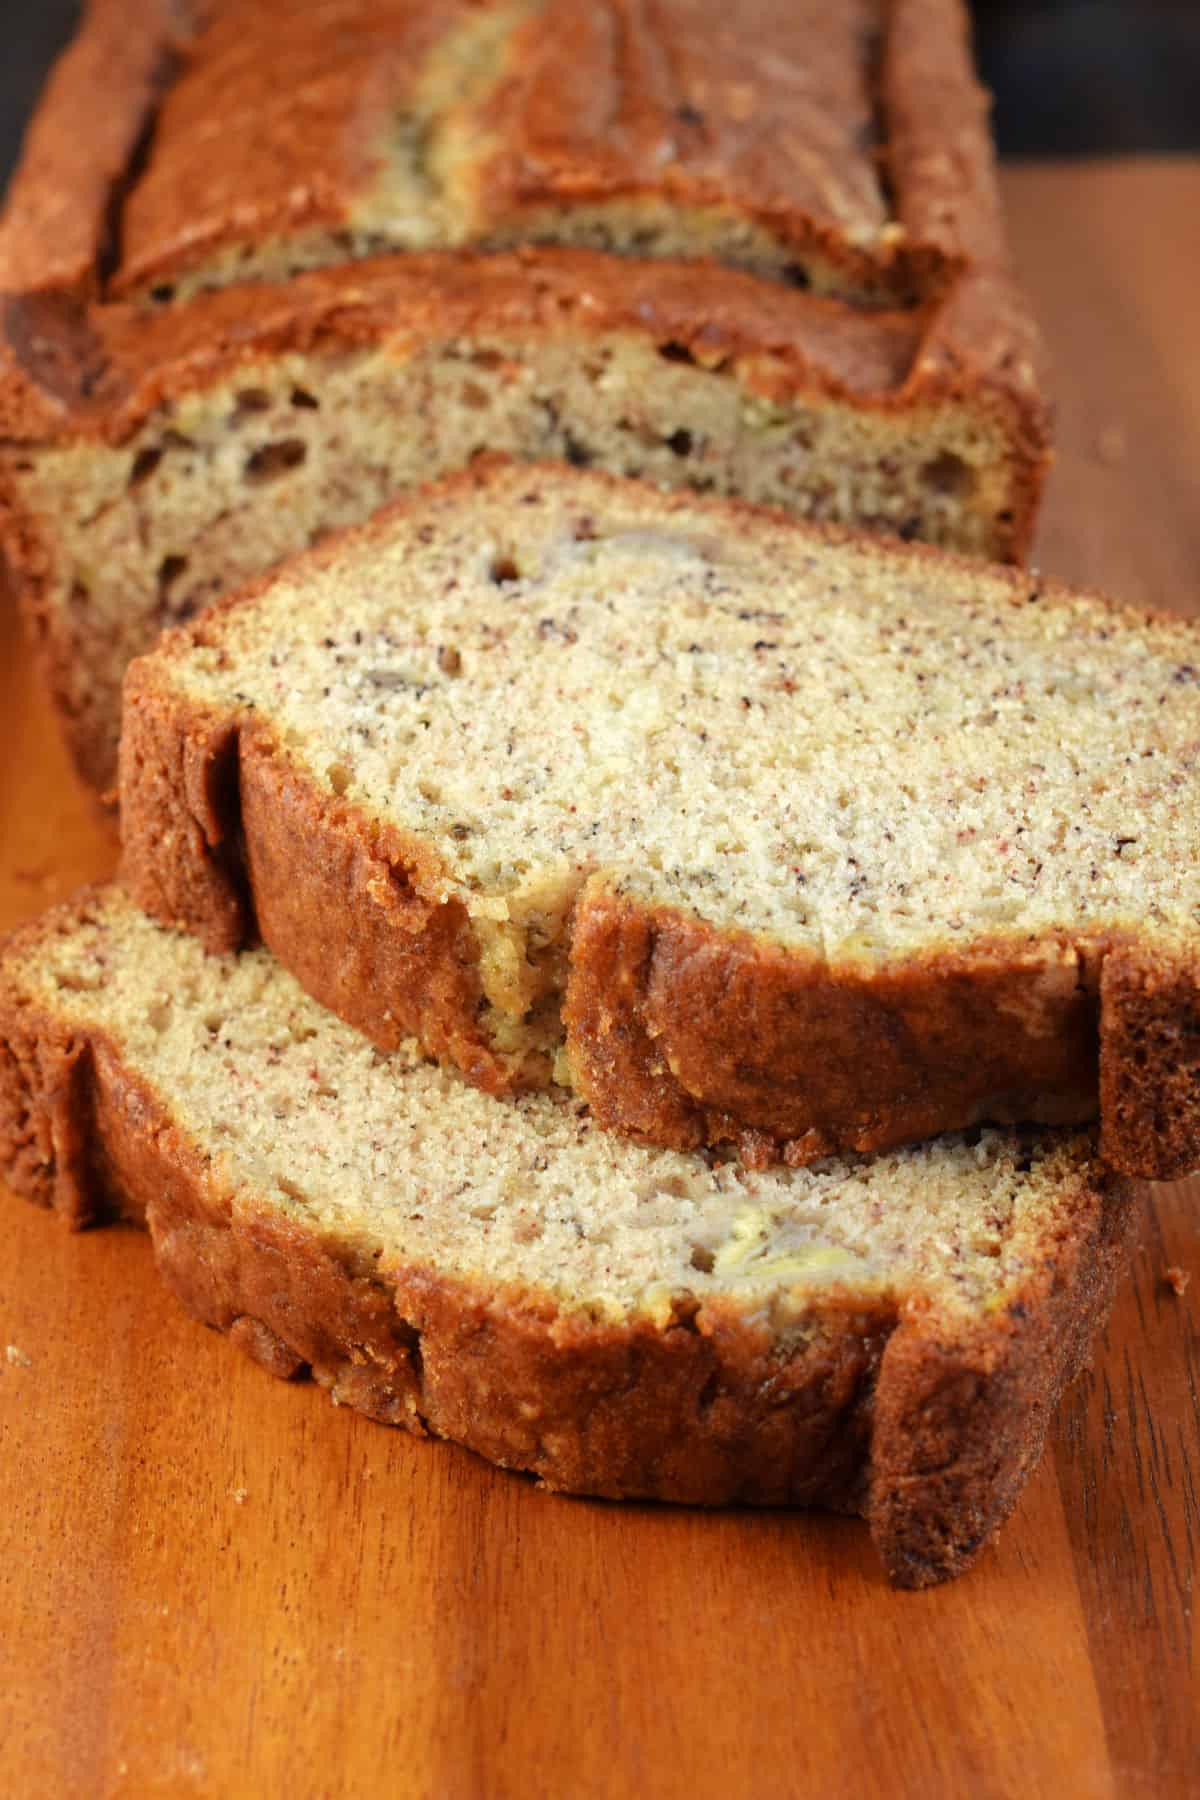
top-left (1, 0), bottom-right (1003, 309)
top-left (0, 885), bottom-right (1132, 1587)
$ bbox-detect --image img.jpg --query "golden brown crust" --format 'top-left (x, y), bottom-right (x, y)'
top-left (0, 1004), bottom-right (94, 1228)
top-left (0, 0), bottom-right (185, 304)
top-left (457, 0), bottom-right (907, 293)
top-left (237, 732), bottom-right (512, 1092)
top-left (2, 0), bottom-right (1001, 306)
top-left (119, 666), bottom-right (512, 1091)
top-left (562, 882), bottom-right (1100, 1162)
top-left (1098, 943), bottom-right (1200, 1180)
top-left (110, 0), bottom-right (464, 301)
top-left (0, 249), bottom-right (1003, 443)
top-left (868, 1159), bottom-right (1130, 1583)
top-left (0, 896), bottom-right (1135, 1586)
top-left (107, 675), bottom-right (245, 946)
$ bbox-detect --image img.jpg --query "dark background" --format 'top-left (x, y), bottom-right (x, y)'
top-left (1, 0), bottom-right (1198, 193)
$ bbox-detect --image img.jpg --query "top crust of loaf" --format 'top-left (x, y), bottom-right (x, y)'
top-left (0, 0), bottom-right (1047, 482)
top-left (1, 0), bottom-right (998, 304)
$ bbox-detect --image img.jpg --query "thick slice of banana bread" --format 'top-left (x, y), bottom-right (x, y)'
top-left (0, 0), bottom-right (1048, 792)
top-left (121, 462), bottom-right (1200, 1179)
top-left (0, 887), bottom-right (1131, 1588)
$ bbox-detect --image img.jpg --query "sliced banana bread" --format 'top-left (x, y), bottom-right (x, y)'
top-left (0, 0), bottom-right (1047, 791)
top-left (0, 887), bottom-right (1131, 1588)
top-left (121, 462), bottom-right (1200, 1179)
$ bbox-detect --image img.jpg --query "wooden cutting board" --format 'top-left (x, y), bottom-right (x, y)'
top-left (1, 161), bottom-right (1197, 1799)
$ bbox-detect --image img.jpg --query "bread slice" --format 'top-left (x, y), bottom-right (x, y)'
top-left (121, 461), bottom-right (1200, 1180)
top-left (0, 886), bottom-right (1131, 1588)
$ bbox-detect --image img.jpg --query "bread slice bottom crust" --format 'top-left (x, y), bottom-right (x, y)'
top-left (0, 891), bottom-right (1132, 1588)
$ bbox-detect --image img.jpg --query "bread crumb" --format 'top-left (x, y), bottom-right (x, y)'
top-left (4, 1344), bottom-right (32, 1368)
top-left (230, 1486), bottom-right (248, 1505)
top-left (1164, 1266), bottom-right (1191, 1297)
top-left (1096, 425), bottom-right (1127, 465)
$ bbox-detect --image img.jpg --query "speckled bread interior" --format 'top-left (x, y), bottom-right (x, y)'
top-left (0, 887), bottom-right (1132, 1587)
top-left (0, 0), bottom-right (1048, 791)
top-left (120, 461), bottom-right (1200, 1180)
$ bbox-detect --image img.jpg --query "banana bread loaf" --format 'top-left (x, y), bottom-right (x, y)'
top-left (121, 462), bottom-right (1200, 1180)
top-left (0, 0), bottom-right (1048, 791)
top-left (0, 886), bottom-right (1132, 1588)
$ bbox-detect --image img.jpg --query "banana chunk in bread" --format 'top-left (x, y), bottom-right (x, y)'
top-left (0, 887), bottom-right (1131, 1588)
top-left (121, 463), bottom-right (1200, 1178)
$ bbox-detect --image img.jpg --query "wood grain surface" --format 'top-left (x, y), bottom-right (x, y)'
top-left (1, 161), bottom-right (1197, 1799)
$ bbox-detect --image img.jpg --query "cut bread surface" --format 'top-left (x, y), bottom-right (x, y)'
top-left (0, 890), bottom-right (1080, 1315)
top-left (121, 463), bottom-right (1200, 1176)
top-left (0, 887), bottom-right (1131, 1587)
